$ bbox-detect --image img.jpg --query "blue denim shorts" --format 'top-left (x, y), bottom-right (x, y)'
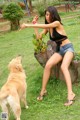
top-left (58, 43), bottom-right (74, 56)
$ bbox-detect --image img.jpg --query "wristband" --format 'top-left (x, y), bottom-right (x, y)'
top-left (32, 20), bottom-right (37, 24)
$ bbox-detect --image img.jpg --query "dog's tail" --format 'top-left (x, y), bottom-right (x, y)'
top-left (0, 91), bottom-right (9, 100)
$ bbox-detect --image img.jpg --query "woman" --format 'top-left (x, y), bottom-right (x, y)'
top-left (21, 6), bottom-right (75, 106)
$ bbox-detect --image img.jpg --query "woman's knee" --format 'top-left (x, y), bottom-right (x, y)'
top-left (60, 64), bottom-right (68, 72)
top-left (45, 63), bottom-right (53, 70)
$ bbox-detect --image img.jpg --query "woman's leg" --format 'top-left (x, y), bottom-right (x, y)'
top-left (60, 51), bottom-right (75, 105)
top-left (37, 53), bottom-right (62, 100)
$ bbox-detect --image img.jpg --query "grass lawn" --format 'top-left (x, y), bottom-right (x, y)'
top-left (0, 11), bottom-right (80, 120)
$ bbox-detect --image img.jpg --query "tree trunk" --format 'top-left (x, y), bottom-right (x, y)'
top-left (27, 0), bottom-right (32, 12)
top-left (11, 20), bottom-right (20, 31)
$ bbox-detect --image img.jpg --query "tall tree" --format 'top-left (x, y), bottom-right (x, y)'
top-left (27, 0), bottom-right (32, 12)
top-left (23, 0), bottom-right (30, 16)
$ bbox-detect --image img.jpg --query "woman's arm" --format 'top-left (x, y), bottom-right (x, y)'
top-left (32, 15), bottom-right (40, 39)
top-left (34, 28), bottom-right (39, 39)
top-left (39, 29), bottom-right (48, 39)
top-left (32, 15), bottom-right (48, 39)
top-left (21, 21), bottom-right (60, 29)
top-left (34, 28), bottom-right (48, 39)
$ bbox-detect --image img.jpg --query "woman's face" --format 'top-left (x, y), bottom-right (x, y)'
top-left (45, 11), bottom-right (51, 23)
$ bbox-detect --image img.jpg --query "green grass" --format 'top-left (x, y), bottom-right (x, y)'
top-left (0, 11), bottom-right (80, 120)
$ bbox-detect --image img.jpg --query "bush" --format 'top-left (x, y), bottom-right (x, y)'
top-left (37, 5), bottom-right (45, 17)
top-left (35, 2), bottom-right (45, 17)
top-left (18, 2), bottom-right (25, 9)
top-left (0, 4), bottom-right (6, 14)
top-left (32, 34), bottom-right (47, 54)
top-left (74, 52), bottom-right (80, 61)
top-left (3, 2), bottom-right (24, 30)
top-left (35, 0), bottom-right (60, 17)
top-left (0, 4), bottom-right (5, 10)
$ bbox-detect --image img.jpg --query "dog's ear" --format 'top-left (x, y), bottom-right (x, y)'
top-left (16, 64), bottom-right (23, 72)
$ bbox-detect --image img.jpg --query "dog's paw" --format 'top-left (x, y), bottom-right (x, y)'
top-left (26, 105), bottom-right (29, 109)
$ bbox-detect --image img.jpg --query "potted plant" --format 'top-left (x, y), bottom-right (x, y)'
top-left (32, 34), bottom-right (57, 67)
top-left (32, 34), bottom-right (48, 67)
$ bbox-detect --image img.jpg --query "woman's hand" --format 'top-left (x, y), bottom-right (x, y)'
top-left (20, 23), bottom-right (27, 30)
top-left (32, 15), bottom-right (39, 24)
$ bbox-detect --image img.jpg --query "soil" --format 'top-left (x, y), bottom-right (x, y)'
top-left (0, 18), bottom-right (6, 22)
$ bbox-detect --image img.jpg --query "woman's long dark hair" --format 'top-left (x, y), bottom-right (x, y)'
top-left (45, 6), bottom-right (62, 24)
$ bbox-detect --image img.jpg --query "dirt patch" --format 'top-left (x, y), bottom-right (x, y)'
top-left (0, 25), bottom-right (10, 33)
top-left (0, 18), bottom-right (7, 22)
top-left (0, 20), bottom-right (10, 33)
top-left (57, 4), bottom-right (80, 12)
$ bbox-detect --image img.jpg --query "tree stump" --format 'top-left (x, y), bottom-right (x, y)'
top-left (34, 40), bottom-right (80, 83)
top-left (34, 51), bottom-right (48, 67)
top-left (11, 20), bottom-right (20, 31)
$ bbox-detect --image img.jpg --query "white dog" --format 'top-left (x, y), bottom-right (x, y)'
top-left (0, 56), bottom-right (28, 120)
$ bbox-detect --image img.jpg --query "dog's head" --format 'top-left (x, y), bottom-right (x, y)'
top-left (8, 56), bottom-right (23, 72)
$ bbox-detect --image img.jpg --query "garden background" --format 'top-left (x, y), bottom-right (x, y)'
top-left (0, 0), bottom-right (80, 120)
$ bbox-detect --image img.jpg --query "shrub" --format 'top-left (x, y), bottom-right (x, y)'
top-left (37, 6), bottom-right (45, 17)
top-left (32, 34), bottom-right (47, 54)
top-left (74, 52), bottom-right (80, 61)
top-left (35, 2), bottom-right (45, 17)
top-left (0, 4), bottom-right (6, 14)
top-left (18, 2), bottom-right (25, 9)
top-left (3, 2), bottom-right (24, 30)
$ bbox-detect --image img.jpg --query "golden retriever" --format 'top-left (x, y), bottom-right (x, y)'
top-left (0, 56), bottom-right (28, 120)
